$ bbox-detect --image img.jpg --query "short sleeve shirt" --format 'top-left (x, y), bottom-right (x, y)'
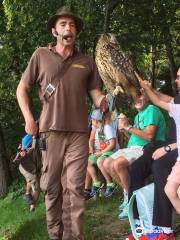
top-left (166, 95), bottom-right (180, 143)
top-left (95, 124), bottom-right (116, 151)
top-left (21, 46), bottom-right (102, 133)
top-left (169, 103), bottom-right (180, 160)
top-left (128, 104), bottom-right (166, 147)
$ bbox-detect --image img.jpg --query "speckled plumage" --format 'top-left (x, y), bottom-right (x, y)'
top-left (95, 33), bottom-right (140, 104)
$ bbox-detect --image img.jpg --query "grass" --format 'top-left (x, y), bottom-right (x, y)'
top-left (1, 183), bottom-right (180, 240)
top-left (0, 183), bottom-right (130, 240)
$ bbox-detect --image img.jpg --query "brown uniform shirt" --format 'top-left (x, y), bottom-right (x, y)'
top-left (21, 46), bottom-right (102, 133)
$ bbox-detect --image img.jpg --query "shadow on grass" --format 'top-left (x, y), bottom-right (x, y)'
top-left (11, 216), bottom-right (48, 240)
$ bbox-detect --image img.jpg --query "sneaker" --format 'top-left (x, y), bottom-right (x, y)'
top-left (118, 204), bottom-right (128, 220)
top-left (84, 189), bottom-right (91, 200)
top-left (104, 186), bottom-right (115, 198)
top-left (24, 193), bottom-right (34, 205)
top-left (90, 185), bottom-right (101, 197)
top-left (158, 233), bottom-right (174, 240)
top-left (138, 232), bottom-right (174, 240)
top-left (119, 196), bottom-right (128, 210)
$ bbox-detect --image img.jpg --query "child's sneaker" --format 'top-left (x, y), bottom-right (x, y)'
top-left (24, 193), bottom-right (34, 205)
top-left (90, 184), bottom-right (101, 197)
top-left (104, 186), bottom-right (115, 198)
top-left (84, 189), bottom-right (91, 200)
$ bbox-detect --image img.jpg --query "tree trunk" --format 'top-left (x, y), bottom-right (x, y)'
top-left (0, 125), bottom-right (11, 196)
top-left (165, 41), bottom-right (177, 95)
top-left (104, 0), bottom-right (120, 32)
top-left (157, 3), bottom-right (177, 95)
top-left (150, 45), bottom-right (157, 88)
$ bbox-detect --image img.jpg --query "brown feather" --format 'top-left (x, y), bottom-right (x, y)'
top-left (95, 33), bottom-right (141, 104)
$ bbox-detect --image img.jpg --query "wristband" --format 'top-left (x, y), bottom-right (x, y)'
top-left (124, 125), bottom-right (132, 131)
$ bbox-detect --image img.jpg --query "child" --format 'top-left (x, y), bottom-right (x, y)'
top-left (14, 134), bottom-right (40, 211)
top-left (87, 109), bottom-right (117, 198)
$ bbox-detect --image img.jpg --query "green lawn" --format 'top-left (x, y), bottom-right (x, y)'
top-left (1, 184), bottom-right (180, 240)
top-left (0, 184), bottom-right (130, 240)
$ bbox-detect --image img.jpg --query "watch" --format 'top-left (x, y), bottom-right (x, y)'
top-left (164, 145), bottom-right (171, 153)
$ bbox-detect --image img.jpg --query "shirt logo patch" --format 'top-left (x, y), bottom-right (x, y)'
top-left (72, 64), bottom-right (85, 69)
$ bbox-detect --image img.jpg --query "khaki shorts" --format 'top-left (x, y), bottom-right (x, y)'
top-left (19, 164), bottom-right (37, 183)
top-left (110, 146), bottom-right (144, 165)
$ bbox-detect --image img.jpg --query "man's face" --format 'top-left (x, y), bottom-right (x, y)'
top-left (134, 94), bottom-right (148, 111)
top-left (175, 68), bottom-right (180, 91)
top-left (52, 16), bottom-right (77, 47)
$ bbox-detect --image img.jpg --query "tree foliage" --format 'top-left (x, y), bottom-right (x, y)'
top-left (0, 0), bottom-right (179, 194)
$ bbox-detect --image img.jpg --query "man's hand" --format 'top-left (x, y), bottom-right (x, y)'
top-left (94, 151), bottom-right (102, 157)
top-left (25, 117), bottom-right (38, 136)
top-left (134, 71), bottom-right (151, 91)
top-left (152, 147), bottom-right (167, 160)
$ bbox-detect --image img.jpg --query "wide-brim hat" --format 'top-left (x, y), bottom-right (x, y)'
top-left (47, 6), bottom-right (83, 34)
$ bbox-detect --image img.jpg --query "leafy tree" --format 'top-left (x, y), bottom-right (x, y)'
top-left (0, 0), bottom-right (179, 194)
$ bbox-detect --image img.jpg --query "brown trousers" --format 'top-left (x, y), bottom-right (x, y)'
top-left (40, 131), bottom-right (88, 240)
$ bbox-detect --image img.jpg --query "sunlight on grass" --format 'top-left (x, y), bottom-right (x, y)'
top-left (0, 186), bottom-right (130, 240)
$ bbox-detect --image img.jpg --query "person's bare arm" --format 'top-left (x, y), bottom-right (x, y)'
top-left (135, 72), bottom-right (173, 103)
top-left (89, 89), bottom-right (105, 108)
top-left (135, 73), bottom-right (170, 111)
top-left (152, 143), bottom-right (177, 160)
top-left (128, 125), bottom-right (157, 141)
top-left (89, 128), bottom-right (96, 154)
top-left (16, 80), bottom-right (38, 135)
top-left (153, 90), bottom-right (173, 103)
top-left (118, 115), bottom-right (157, 141)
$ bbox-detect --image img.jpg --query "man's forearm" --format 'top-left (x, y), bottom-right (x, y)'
top-left (16, 81), bottom-right (38, 135)
top-left (16, 81), bottom-right (34, 122)
top-left (128, 127), bottom-right (155, 141)
top-left (153, 89), bottom-right (173, 103)
top-left (145, 87), bottom-right (161, 107)
top-left (89, 89), bottom-right (105, 108)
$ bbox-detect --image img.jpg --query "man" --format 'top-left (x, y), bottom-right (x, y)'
top-left (103, 92), bottom-right (166, 219)
top-left (127, 69), bottom-right (180, 240)
top-left (16, 6), bottom-right (105, 240)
